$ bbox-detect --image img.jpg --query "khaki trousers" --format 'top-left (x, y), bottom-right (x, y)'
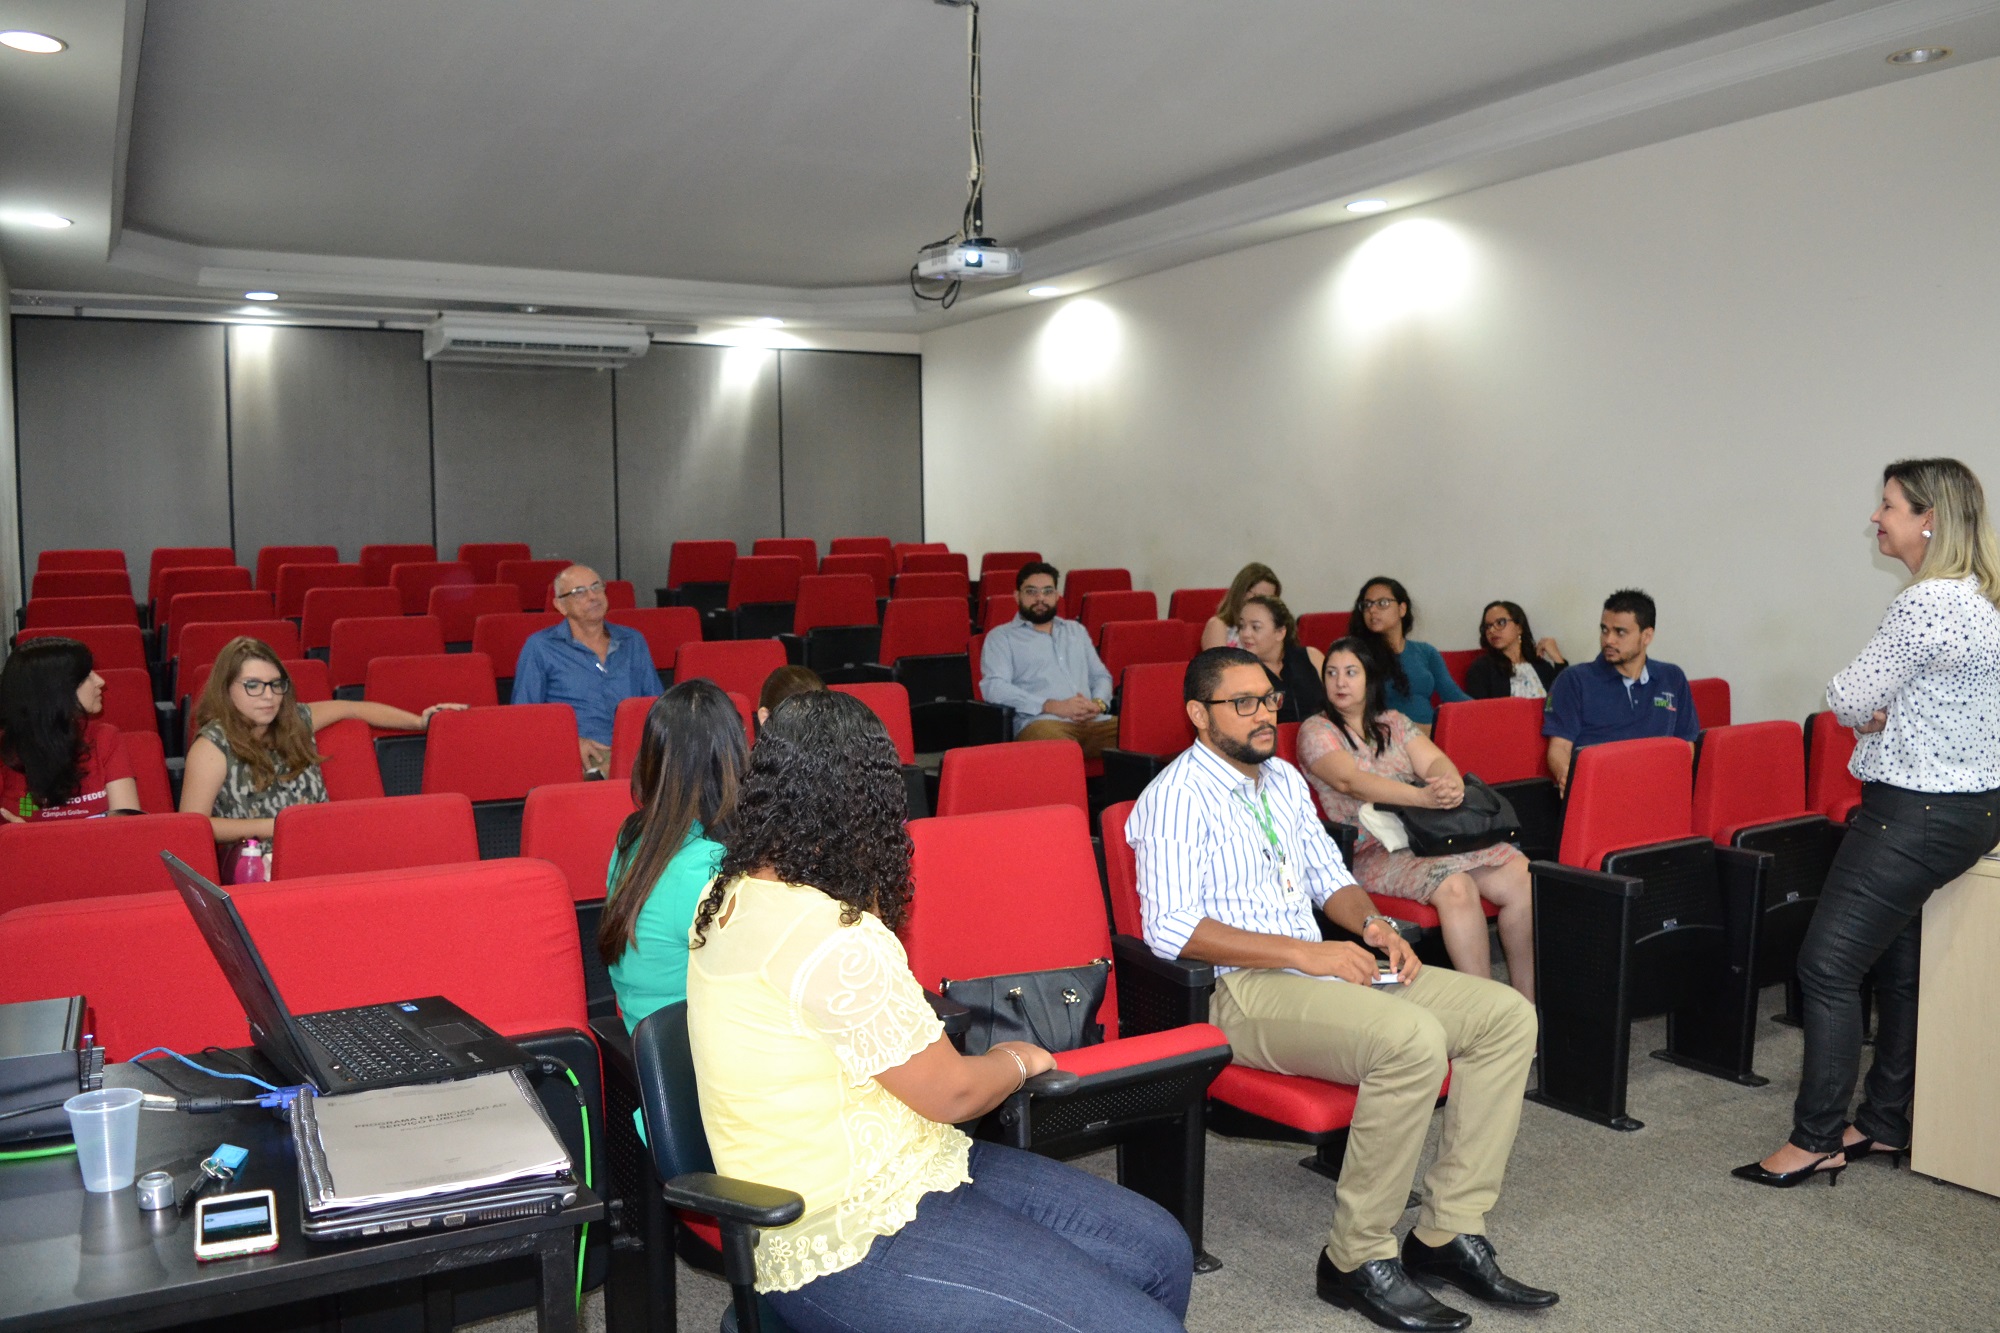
top-left (1016, 716), bottom-right (1120, 760)
top-left (1211, 964), bottom-right (1537, 1270)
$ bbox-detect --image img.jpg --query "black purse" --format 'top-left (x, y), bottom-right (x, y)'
top-left (939, 959), bottom-right (1109, 1056)
top-left (1393, 775), bottom-right (1520, 857)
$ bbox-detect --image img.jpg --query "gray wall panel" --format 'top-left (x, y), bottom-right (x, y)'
top-left (430, 363), bottom-right (618, 579)
top-left (777, 350), bottom-right (922, 546)
top-left (227, 325), bottom-right (433, 562)
top-left (14, 318), bottom-right (231, 584)
top-left (614, 344), bottom-right (781, 597)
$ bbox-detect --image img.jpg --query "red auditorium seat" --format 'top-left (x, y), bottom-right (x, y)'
top-left (934, 739), bottom-right (1088, 817)
top-left (94, 667), bottom-right (161, 736)
top-left (420, 704), bottom-right (582, 857)
top-left (857, 599), bottom-right (992, 752)
top-left (147, 548), bottom-right (235, 606)
top-left (607, 606), bottom-right (704, 684)
top-left (473, 610), bottom-right (563, 700)
top-left (721, 554), bottom-right (805, 638)
top-left (30, 569), bottom-right (129, 599)
top-left (978, 550), bottom-right (1040, 576)
top-left (328, 615), bottom-right (446, 696)
top-left (157, 564), bottom-right (253, 615)
top-left (389, 560), bottom-right (475, 616)
top-left (891, 542), bottom-right (949, 572)
top-left (1102, 661), bottom-right (1196, 802)
top-left (782, 574), bottom-right (881, 680)
top-left (16, 624), bottom-right (147, 671)
top-left (1440, 649), bottom-right (1479, 691)
top-left (1167, 587), bottom-right (1228, 626)
top-left (830, 682), bottom-right (917, 765)
top-left (898, 551), bottom-right (969, 579)
top-left (0, 812), bottom-right (219, 918)
top-left (299, 585), bottom-right (401, 655)
top-left (429, 583), bottom-right (523, 648)
top-left (1689, 677), bottom-right (1731, 728)
top-left (38, 549), bottom-right (126, 573)
top-left (1100, 619), bottom-right (1201, 684)
top-left (981, 594), bottom-right (1015, 631)
top-left (1432, 698), bottom-right (1561, 861)
top-left (271, 793), bottom-right (481, 878)
top-left (827, 536), bottom-right (892, 560)
top-left (1061, 568), bottom-right (1131, 621)
top-left (675, 639), bottom-right (787, 702)
top-left (603, 579), bottom-right (637, 610)
top-left (976, 569), bottom-right (1019, 610)
top-left (752, 537), bottom-right (818, 570)
top-left (1081, 589), bottom-right (1158, 643)
top-left (278, 563), bottom-right (370, 619)
top-left (1296, 612), bottom-right (1351, 653)
top-left (457, 541), bottom-right (532, 584)
top-left (818, 552), bottom-right (892, 599)
top-left (608, 692), bottom-right (754, 780)
top-left (125, 731), bottom-right (174, 814)
top-left (892, 570), bottom-right (970, 602)
top-left (255, 545), bottom-right (338, 592)
top-left (664, 540), bottom-right (737, 613)
top-left (500, 558), bottom-right (574, 612)
top-left (1804, 710), bottom-right (1863, 823)
top-left (178, 620), bottom-right (301, 674)
top-left (313, 717), bottom-right (386, 801)
top-left (162, 591), bottom-right (275, 660)
top-left (365, 652), bottom-right (499, 712)
top-left (358, 543), bottom-right (436, 586)
top-left (521, 780), bottom-right (644, 1017)
top-left (23, 595), bottom-right (139, 630)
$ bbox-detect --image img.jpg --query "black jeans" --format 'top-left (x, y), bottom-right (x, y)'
top-left (1790, 782), bottom-right (1999, 1153)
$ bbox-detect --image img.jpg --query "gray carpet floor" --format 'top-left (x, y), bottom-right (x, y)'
top-left (476, 986), bottom-right (2000, 1332)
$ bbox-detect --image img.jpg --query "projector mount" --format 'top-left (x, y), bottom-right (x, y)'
top-left (911, 0), bottom-right (1022, 308)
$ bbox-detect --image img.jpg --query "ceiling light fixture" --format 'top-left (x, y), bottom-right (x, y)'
top-left (1026, 286), bottom-right (1062, 298)
top-left (0, 31), bottom-right (66, 54)
top-left (243, 291), bottom-right (279, 301)
top-left (1346, 199), bottom-right (1391, 214)
top-left (752, 316), bottom-right (784, 328)
top-left (0, 209), bottom-right (72, 229)
top-left (517, 305), bottom-right (542, 313)
top-left (1886, 46), bottom-right (1950, 64)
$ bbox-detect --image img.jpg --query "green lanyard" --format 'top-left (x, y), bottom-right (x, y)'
top-left (1232, 787), bottom-right (1287, 875)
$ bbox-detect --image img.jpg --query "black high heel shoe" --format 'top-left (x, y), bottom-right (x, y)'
top-left (1841, 1137), bottom-right (1908, 1170)
top-left (1731, 1152), bottom-right (1846, 1188)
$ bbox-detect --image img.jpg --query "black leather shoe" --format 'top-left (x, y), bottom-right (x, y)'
top-left (1401, 1233), bottom-right (1559, 1309)
top-left (1316, 1251), bottom-right (1472, 1331)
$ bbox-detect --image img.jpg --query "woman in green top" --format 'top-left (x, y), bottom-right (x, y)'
top-left (599, 679), bottom-right (749, 1031)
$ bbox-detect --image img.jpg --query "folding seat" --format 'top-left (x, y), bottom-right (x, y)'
top-left (827, 535), bottom-right (893, 559)
top-left (520, 780), bottom-right (642, 1018)
top-left (156, 564), bottom-right (253, 617)
top-left (1804, 710), bottom-right (1862, 823)
top-left (662, 539), bottom-right (736, 614)
top-left (457, 541), bottom-right (532, 583)
top-left (818, 551), bottom-right (892, 599)
top-left (124, 730), bottom-right (174, 814)
top-left (38, 548), bottom-right (126, 573)
top-left (899, 551), bottom-right (969, 581)
top-left (254, 544), bottom-right (338, 592)
top-left (978, 550), bottom-right (1040, 576)
top-left (934, 739), bottom-right (1088, 818)
top-left (31, 569), bottom-right (130, 599)
top-left (1060, 568), bottom-right (1131, 621)
top-left (891, 570), bottom-right (970, 606)
top-left (270, 792), bottom-right (481, 879)
top-left (23, 595), bottom-right (140, 630)
top-left (1432, 698), bottom-right (1562, 860)
top-left (981, 593), bottom-right (1015, 630)
top-left (607, 606), bottom-right (703, 687)
top-left (720, 554), bottom-right (805, 639)
top-left (147, 547), bottom-right (235, 606)
top-left (752, 537), bottom-right (818, 571)
top-left (902, 806), bottom-right (1233, 1261)
top-left (891, 541), bottom-right (949, 571)
top-left (674, 638), bottom-right (788, 703)
top-left (16, 623), bottom-right (146, 671)
top-left (975, 569), bottom-right (1019, 613)
top-left (275, 562), bottom-right (368, 619)
top-left (498, 557), bottom-right (574, 612)
top-left (855, 598), bottom-right (1004, 752)
top-left (608, 692), bottom-right (754, 781)
top-left (95, 667), bottom-right (163, 737)
top-left (363, 652), bottom-right (501, 794)
top-left (1081, 590), bottom-right (1158, 643)
top-left (830, 681), bottom-right (930, 819)
top-left (1099, 619), bottom-right (1201, 686)
top-left (389, 559), bottom-right (476, 615)
top-left (1167, 587), bottom-right (1227, 626)
top-left (420, 704), bottom-right (582, 857)
top-left (1100, 662), bottom-right (1197, 804)
top-left (1295, 611), bottom-right (1352, 653)
top-left (0, 811), bottom-right (218, 918)
top-left (778, 574), bottom-right (880, 680)
top-left (328, 614), bottom-right (446, 698)
top-left (429, 582), bottom-right (523, 650)
top-left (1689, 676), bottom-right (1731, 728)
top-left (1529, 737), bottom-right (1764, 1130)
top-left (178, 619), bottom-right (301, 676)
top-left (358, 542), bottom-right (436, 586)
top-left (161, 590), bottom-right (274, 661)
top-left (312, 717), bottom-right (387, 800)
top-left (1440, 649), bottom-right (1479, 692)
top-left (471, 610), bottom-right (563, 701)
top-left (603, 579), bottom-right (638, 610)
top-left (299, 584), bottom-right (400, 657)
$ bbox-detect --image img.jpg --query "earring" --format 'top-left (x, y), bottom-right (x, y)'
top-left (1923, 530), bottom-right (1933, 539)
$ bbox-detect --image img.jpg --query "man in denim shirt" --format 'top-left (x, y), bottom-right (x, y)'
top-left (512, 564), bottom-right (660, 774)
top-left (978, 562), bottom-right (1118, 758)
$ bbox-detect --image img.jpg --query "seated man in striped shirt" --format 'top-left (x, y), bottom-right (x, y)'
top-left (1128, 648), bottom-right (1553, 1333)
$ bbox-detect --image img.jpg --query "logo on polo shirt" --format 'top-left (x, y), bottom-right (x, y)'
top-left (1654, 693), bottom-right (1676, 710)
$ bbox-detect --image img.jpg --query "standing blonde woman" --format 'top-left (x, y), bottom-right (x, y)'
top-left (1201, 563), bottom-right (1281, 650)
top-left (1736, 459), bottom-right (2000, 1188)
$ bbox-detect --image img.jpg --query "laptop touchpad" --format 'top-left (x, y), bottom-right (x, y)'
top-left (426, 1022), bottom-right (481, 1045)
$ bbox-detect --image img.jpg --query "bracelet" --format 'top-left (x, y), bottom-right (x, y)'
top-left (1362, 914), bottom-right (1398, 939)
top-left (999, 1047), bottom-right (1029, 1090)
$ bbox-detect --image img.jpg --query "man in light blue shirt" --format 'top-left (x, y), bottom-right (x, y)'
top-left (978, 562), bottom-right (1118, 757)
top-left (511, 564), bottom-right (661, 774)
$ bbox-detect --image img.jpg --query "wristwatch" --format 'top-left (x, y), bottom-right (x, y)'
top-left (1362, 914), bottom-right (1398, 939)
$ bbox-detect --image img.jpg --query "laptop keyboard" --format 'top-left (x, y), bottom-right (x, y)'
top-left (297, 1006), bottom-right (455, 1081)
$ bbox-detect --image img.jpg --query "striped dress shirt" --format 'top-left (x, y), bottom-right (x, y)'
top-left (1128, 739), bottom-right (1356, 973)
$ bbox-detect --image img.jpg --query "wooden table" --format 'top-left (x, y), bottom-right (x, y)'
top-left (1912, 855), bottom-right (2000, 1196)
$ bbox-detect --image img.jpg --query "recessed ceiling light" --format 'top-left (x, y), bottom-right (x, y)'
top-left (752, 316), bottom-right (784, 328)
top-left (243, 291), bottom-right (279, 301)
top-left (1026, 286), bottom-right (1062, 298)
top-left (517, 304), bottom-right (542, 313)
top-left (1887, 46), bottom-right (1950, 64)
top-left (0, 209), bottom-right (72, 229)
top-left (0, 31), bottom-right (66, 54)
top-left (1346, 199), bottom-right (1391, 214)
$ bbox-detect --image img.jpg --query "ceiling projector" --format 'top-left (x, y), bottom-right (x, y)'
top-left (914, 236), bottom-right (1022, 282)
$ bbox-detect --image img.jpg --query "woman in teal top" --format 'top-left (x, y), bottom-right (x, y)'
top-left (1352, 576), bottom-right (1471, 732)
top-left (599, 679), bottom-right (749, 1031)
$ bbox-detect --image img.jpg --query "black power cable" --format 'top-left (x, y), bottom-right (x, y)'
top-left (911, 0), bottom-right (985, 309)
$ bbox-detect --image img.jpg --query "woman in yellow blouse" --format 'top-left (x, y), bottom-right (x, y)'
top-left (685, 690), bottom-right (1193, 1331)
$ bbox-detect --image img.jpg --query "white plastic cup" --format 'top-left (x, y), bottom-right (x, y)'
top-left (65, 1087), bottom-right (143, 1192)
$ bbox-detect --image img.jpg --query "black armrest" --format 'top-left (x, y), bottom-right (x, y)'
top-left (925, 988), bottom-right (971, 1036)
top-left (1527, 859), bottom-right (1644, 898)
top-left (1112, 933), bottom-right (1213, 1034)
top-left (591, 1016), bottom-right (637, 1087)
top-left (1112, 933), bottom-right (1213, 988)
top-left (1024, 1069), bottom-right (1080, 1097)
top-left (662, 1171), bottom-right (805, 1229)
top-left (1325, 821), bottom-right (1358, 865)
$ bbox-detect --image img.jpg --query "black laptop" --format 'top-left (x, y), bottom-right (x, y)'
top-left (162, 853), bottom-right (533, 1095)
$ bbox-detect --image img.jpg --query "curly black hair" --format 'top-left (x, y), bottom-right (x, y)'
top-left (692, 689), bottom-right (913, 944)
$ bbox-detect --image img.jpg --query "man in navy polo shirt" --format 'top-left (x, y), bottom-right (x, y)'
top-left (512, 563), bottom-right (660, 775)
top-left (1542, 588), bottom-right (1699, 795)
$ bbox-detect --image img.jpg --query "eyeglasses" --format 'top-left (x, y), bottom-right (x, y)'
top-left (1482, 617), bottom-right (1514, 631)
top-left (1359, 597), bottom-right (1401, 611)
top-left (237, 677), bottom-right (292, 697)
top-left (1202, 691), bottom-right (1286, 717)
top-left (554, 581), bottom-right (606, 601)
top-left (1019, 586), bottom-right (1059, 599)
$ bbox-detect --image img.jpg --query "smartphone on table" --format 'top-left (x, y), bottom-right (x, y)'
top-left (193, 1189), bottom-right (280, 1261)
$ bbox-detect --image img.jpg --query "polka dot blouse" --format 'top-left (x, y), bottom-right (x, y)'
top-left (1828, 575), bottom-right (2000, 792)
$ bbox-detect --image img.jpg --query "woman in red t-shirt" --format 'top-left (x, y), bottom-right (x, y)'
top-left (0, 637), bottom-right (139, 823)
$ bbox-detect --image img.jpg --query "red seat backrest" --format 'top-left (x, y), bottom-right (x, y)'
top-left (31, 569), bottom-right (130, 599)
top-left (299, 585), bottom-right (401, 652)
top-left (164, 591), bottom-right (275, 658)
top-left (828, 536), bottom-right (893, 560)
top-left (358, 543), bottom-right (437, 586)
top-left (271, 793), bottom-right (481, 879)
top-left (472, 611), bottom-right (564, 681)
top-left (389, 560), bottom-right (476, 616)
top-left (830, 682), bottom-right (917, 765)
top-left (893, 571), bottom-right (970, 602)
top-left (429, 583), bottom-right (524, 643)
top-left (675, 639), bottom-right (788, 700)
top-left (158, 565), bottom-right (254, 613)
top-left (0, 812), bottom-right (219, 918)
top-left (521, 781), bottom-right (641, 902)
top-left (255, 545), bottom-right (339, 592)
top-left (16, 624), bottom-right (147, 671)
top-left (1296, 612), bottom-right (1352, 653)
top-left (668, 540), bottom-right (738, 587)
top-left (95, 667), bottom-right (159, 735)
top-left (903, 806), bottom-right (1120, 1029)
top-left (314, 717), bottom-right (386, 800)
top-left (147, 548), bottom-right (235, 603)
top-left (899, 551), bottom-right (970, 579)
top-left (1100, 620), bottom-right (1201, 682)
top-left (724, 555), bottom-right (804, 609)
top-left (1805, 711), bottom-right (1864, 822)
top-left (497, 558), bottom-right (574, 612)
top-left (1275, 721), bottom-right (1300, 766)
top-left (819, 553), bottom-right (892, 598)
top-left (981, 595), bottom-right (1015, 631)
top-left (364, 652), bottom-right (500, 714)
top-left (977, 570), bottom-right (1019, 610)
top-left (1558, 737), bottom-right (1695, 870)
top-left (1100, 800), bottom-right (1143, 937)
top-left (457, 542), bottom-right (532, 584)
top-left (968, 632), bottom-right (988, 701)
top-left (328, 615), bottom-right (446, 690)
top-left (792, 575), bottom-right (879, 635)
top-left (979, 551), bottom-right (1041, 576)
top-left (1439, 650), bottom-right (1479, 691)
top-left (604, 580), bottom-right (638, 610)
top-left (125, 730), bottom-right (173, 814)
top-left (1117, 662), bottom-right (1196, 759)
top-left (1692, 721), bottom-right (1810, 844)
top-left (1689, 677), bottom-right (1731, 729)
top-left (420, 704), bottom-right (581, 800)
top-left (1081, 590), bottom-right (1158, 643)
top-left (278, 563), bottom-right (370, 618)
top-left (606, 607), bottom-right (703, 670)
top-left (1432, 698), bottom-right (1550, 784)
top-left (23, 595), bottom-right (139, 630)
top-left (39, 549), bottom-right (126, 573)
top-left (0, 860), bottom-right (585, 1059)
top-left (1167, 588), bottom-right (1229, 626)
top-left (609, 693), bottom-right (753, 779)
top-left (877, 598), bottom-right (969, 664)
top-left (893, 541), bottom-right (948, 568)
top-left (935, 740), bottom-right (1088, 818)
top-left (753, 537), bottom-right (819, 570)
top-left (1061, 568), bottom-right (1131, 621)
top-left (179, 619), bottom-right (301, 671)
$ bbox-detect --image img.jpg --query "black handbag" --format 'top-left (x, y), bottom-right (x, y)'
top-left (1393, 775), bottom-right (1521, 857)
top-left (939, 959), bottom-right (1109, 1056)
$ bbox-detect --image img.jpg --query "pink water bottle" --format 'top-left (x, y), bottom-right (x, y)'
top-left (234, 838), bottom-right (270, 884)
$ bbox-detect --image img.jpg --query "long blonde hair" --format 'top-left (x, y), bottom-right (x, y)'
top-left (1886, 458), bottom-right (2000, 606)
top-left (1217, 563), bottom-right (1281, 628)
top-left (195, 637), bottom-right (322, 791)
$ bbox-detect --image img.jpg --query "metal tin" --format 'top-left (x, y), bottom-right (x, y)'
top-left (136, 1170), bottom-right (176, 1211)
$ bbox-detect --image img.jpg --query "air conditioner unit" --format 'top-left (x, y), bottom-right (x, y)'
top-left (422, 316), bottom-right (651, 369)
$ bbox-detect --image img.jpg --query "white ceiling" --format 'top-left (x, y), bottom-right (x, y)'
top-left (2, 0), bottom-right (1997, 337)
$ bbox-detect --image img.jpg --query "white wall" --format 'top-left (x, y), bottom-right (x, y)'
top-left (921, 57), bottom-right (2000, 727)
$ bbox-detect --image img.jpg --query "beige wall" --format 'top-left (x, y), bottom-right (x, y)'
top-left (920, 57), bottom-right (2000, 727)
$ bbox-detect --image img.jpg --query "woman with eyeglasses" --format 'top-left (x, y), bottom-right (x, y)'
top-left (1233, 594), bottom-right (1324, 723)
top-left (1297, 638), bottom-right (1536, 999)
top-left (180, 636), bottom-right (466, 862)
top-left (1351, 577), bottom-right (1469, 734)
top-left (1463, 601), bottom-right (1567, 700)
top-left (0, 636), bottom-right (140, 823)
